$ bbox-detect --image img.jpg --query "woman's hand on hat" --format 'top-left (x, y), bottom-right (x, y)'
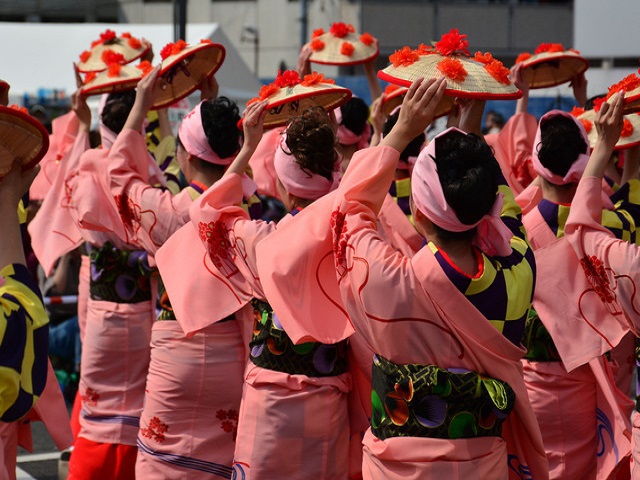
top-left (297, 46), bottom-right (313, 78)
top-left (510, 64), bottom-right (529, 114)
top-left (570, 72), bottom-right (588, 108)
top-left (241, 100), bottom-right (268, 150)
top-left (457, 98), bottom-right (486, 137)
top-left (585, 92), bottom-right (625, 178)
top-left (124, 65), bottom-right (162, 132)
top-left (71, 90), bottom-right (91, 133)
top-left (369, 96), bottom-right (386, 147)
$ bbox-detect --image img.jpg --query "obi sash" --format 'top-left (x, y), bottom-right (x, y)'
top-left (522, 309), bottom-right (561, 362)
top-left (371, 355), bottom-right (515, 441)
top-left (249, 299), bottom-right (348, 377)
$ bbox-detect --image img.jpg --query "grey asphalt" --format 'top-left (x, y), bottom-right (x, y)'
top-left (17, 421), bottom-right (63, 480)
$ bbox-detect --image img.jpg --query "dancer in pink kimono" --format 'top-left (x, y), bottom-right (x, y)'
top-left (188, 103), bottom-right (352, 479)
top-left (65, 91), bottom-right (158, 480)
top-left (564, 93), bottom-right (640, 478)
top-left (255, 78), bottom-right (549, 479)
top-left (93, 66), bottom-right (259, 479)
top-left (519, 105), bottom-right (640, 479)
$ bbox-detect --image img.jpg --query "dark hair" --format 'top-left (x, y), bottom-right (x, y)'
top-left (101, 91), bottom-right (136, 134)
top-left (383, 111), bottom-right (425, 162)
top-left (200, 96), bottom-right (241, 158)
top-left (339, 97), bottom-right (370, 136)
top-left (284, 107), bottom-right (338, 182)
top-left (432, 130), bottom-right (500, 240)
top-left (585, 94), bottom-right (606, 110)
top-left (492, 112), bottom-right (505, 128)
top-left (537, 114), bottom-right (588, 177)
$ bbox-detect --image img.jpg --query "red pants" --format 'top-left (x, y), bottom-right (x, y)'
top-left (68, 436), bottom-right (137, 480)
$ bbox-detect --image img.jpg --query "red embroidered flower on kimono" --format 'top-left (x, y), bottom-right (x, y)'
top-left (389, 46), bottom-right (419, 68)
top-left (515, 52), bottom-right (532, 64)
top-left (484, 60), bottom-right (510, 85)
top-left (301, 72), bottom-right (334, 87)
top-left (329, 22), bottom-right (354, 38)
top-left (621, 118), bottom-right (634, 138)
top-left (115, 193), bottom-right (137, 230)
top-left (198, 221), bottom-right (237, 274)
top-left (312, 28), bottom-right (325, 38)
top-left (141, 416), bottom-right (169, 443)
top-left (360, 32), bottom-right (375, 46)
top-left (341, 42), bottom-right (355, 57)
top-left (310, 39), bottom-right (325, 52)
top-left (81, 387), bottom-right (100, 406)
top-left (437, 58), bottom-right (467, 82)
top-left (101, 49), bottom-right (125, 65)
top-left (331, 207), bottom-right (351, 276)
top-left (435, 28), bottom-right (470, 57)
top-left (580, 255), bottom-right (615, 304)
top-left (216, 409), bottom-right (239, 441)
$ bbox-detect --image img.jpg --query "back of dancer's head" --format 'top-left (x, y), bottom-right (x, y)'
top-left (383, 111), bottom-right (425, 162)
top-left (200, 96), bottom-right (241, 158)
top-left (434, 130), bottom-right (500, 227)
top-left (101, 91), bottom-right (136, 134)
top-left (284, 107), bottom-right (338, 182)
top-left (340, 97), bottom-right (369, 136)
top-left (537, 115), bottom-right (589, 177)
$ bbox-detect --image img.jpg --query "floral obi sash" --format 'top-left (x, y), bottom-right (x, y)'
top-left (249, 299), bottom-right (348, 377)
top-left (89, 242), bottom-right (153, 304)
top-left (522, 309), bottom-right (561, 362)
top-left (371, 355), bottom-right (516, 441)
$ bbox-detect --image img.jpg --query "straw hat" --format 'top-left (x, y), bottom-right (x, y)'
top-left (573, 105), bottom-right (640, 150)
top-left (305, 22), bottom-right (379, 66)
top-left (80, 61), bottom-right (153, 97)
top-left (151, 39), bottom-right (226, 110)
top-left (0, 105), bottom-right (49, 178)
top-left (514, 43), bottom-right (588, 89)
top-left (378, 29), bottom-right (521, 109)
top-left (380, 84), bottom-right (454, 118)
top-left (603, 72), bottom-right (640, 114)
top-left (76, 29), bottom-right (150, 73)
top-left (242, 71), bottom-right (352, 130)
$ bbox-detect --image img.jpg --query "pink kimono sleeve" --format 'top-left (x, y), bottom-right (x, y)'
top-left (107, 129), bottom-right (191, 254)
top-left (565, 176), bottom-right (640, 331)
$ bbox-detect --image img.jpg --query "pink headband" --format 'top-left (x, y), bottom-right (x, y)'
top-left (273, 134), bottom-right (341, 201)
top-left (178, 101), bottom-right (237, 166)
top-left (334, 107), bottom-right (371, 150)
top-left (411, 127), bottom-right (512, 257)
top-left (532, 109), bottom-right (591, 185)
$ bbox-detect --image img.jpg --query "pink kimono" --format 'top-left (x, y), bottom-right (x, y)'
top-left (485, 112), bottom-right (538, 195)
top-left (254, 146), bottom-right (548, 480)
top-left (565, 176), bottom-right (640, 479)
top-left (185, 173), bottom-right (352, 479)
top-left (521, 182), bottom-right (639, 479)
top-left (100, 129), bottom-right (249, 479)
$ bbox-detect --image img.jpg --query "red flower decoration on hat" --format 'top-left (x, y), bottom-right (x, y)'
top-left (136, 60), bottom-right (154, 77)
top-left (84, 71), bottom-right (97, 84)
top-left (435, 28), bottom-right (470, 57)
top-left (99, 29), bottom-right (117, 44)
top-left (360, 32), bottom-right (375, 47)
top-left (437, 57), bottom-right (468, 82)
top-left (122, 32), bottom-right (132, 38)
top-left (79, 50), bottom-right (91, 63)
top-left (415, 43), bottom-right (435, 56)
top-left (160, 40), bottom-right (188, 60)
top-left (200, 39), bottom-right (213, 45)
top-left (593, 97), bottom-right (606, 112)
top-left (274, 70), bottom-right (301, 88)
top-left (301, 72), bottom-right (335, 87)
top-left (330, 22), bottom-right (355, 38)
top-left (9, 105), bottom-right (28, 115)
top-left (580, 119), bottom-right (593, 133)
top-left (101, 49), bottom-right (125, 65)
top-left (257, 84), bottom-right (281, 100)
top-left (389, 46), bottom-right (419, 68)
top-left (128, 36), bottom-right (142, 50)
top-left (534, 42), bottom-right (566, 55)
top-left (607, 74), bottom-right (640, 99)
top-left (570, 106), bottom-right (585, 117)
top-left (485, 60), bottom-right (511, 85)
top-left (107, 63), bottom-right (122, 78)
top-left (621, 118), bottom-right (634, 138)
top-left (515, 52), bottom-right (532, 64)
top-left (569, 48), bottom-right (581, 54)
top-left (310, 39), bottom-right (325, 52)
top-left (474, 51), bottom-right (494, 65)
top-left (312, 28), bottom-right (325, 39)
top-left (341, 42), bottom-right (355, 57)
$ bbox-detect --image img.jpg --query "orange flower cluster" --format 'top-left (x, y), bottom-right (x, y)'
top-left (485, 60), bottom-right (511, 85)
top-left (534, 43), bottom-right (565, 54)
top-left (606, 74), bottom-right (640, 100)
top-left (389, 46), bottom-right (420, 68)
top-left (473, 51), bottom-right (494, 65)
top-left (360, 32), bottom-right (375, 47)
top-left (159, 40), bottom-right (188, 60)
top-left (341, 42), bottom-right (355, 57)
top-left (593, 97), bottom-right (606, 112)
top-left (128, 37), bottom-right (142, 50)
top-left (569, 106), bottom-right (585, 117)
top-left (515, 52), bottom-right (532, 64)
top-left (274, 70), bottom-right (301, 88)
top-left (310, 39), bottom-right (325, 52)
top-left (434, 28), bottom-right (470, 57)
top-left (136, 61), bottom-right (154, 77)
top-left (84, 72), bottom-right (97, 84)
top-left (437, 57), bottom-right (467, 82)
top-left (312, 28), bottom-right (325, 38)
top-left (580, 119), bottom-right (593, 134)
top-left (301, 72), bottom-right (335, 87)
top-left (415, 43), bottom-right (435, 56)
top-left (9, 105), bottom-right (28, 115)
top-left (247, 83), bottom-right (281, 105)
top-left (79, 50), bottom-right (91, 63)
top-left (621, 118), bottom-right (634, 138)
top-left (101, 50), bottom-right (125, 65)
top-left (200, 39), bottom-right (213, 45)
top-left (330, 22), bottom-right (355, 38)
top-left (107, 63), bottom-right (122, 78)
top-left (99, 29), bottom-right (117, 44)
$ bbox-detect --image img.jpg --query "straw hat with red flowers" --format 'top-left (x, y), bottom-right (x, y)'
top-left (306, 22), bottom-right (379, 66)
top-left (242, 70), bottom-right (352, 129)
top-left (80, 61), bottom-right (155, 97)
top-left (514, 43), bottom-right (588, 89)
top-left (0, 105), bottom-right (50, 178)
top-left (602, 72), bottom-right (640, 114)
top-left (571, 101), bottom-right (640, 150)
top-left (76, 29), bottom-right (151, 73)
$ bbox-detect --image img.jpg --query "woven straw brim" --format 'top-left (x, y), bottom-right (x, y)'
top-left (77, 40), bottom-right (151, 73)
top-left (81, 65), bottom-right (142, 97)
top-left (0, 107), bottom-right (49, 177)
top-left (579, 109), bottom-right (640, 150)
top-left (151, 43), bottom-right (226, 110)
top-left (307, 32), bottom-right (379, 66)
top-left (607, 86), bottom-right (640, 114)
top-left (241, 85), bottom-right (352, 130)
top-left (382, 87), bottom-right (453, 118)
top-left (519, 52), bottom-right (588, 89)
top-left (379, 55), bottom-right (521, 100)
